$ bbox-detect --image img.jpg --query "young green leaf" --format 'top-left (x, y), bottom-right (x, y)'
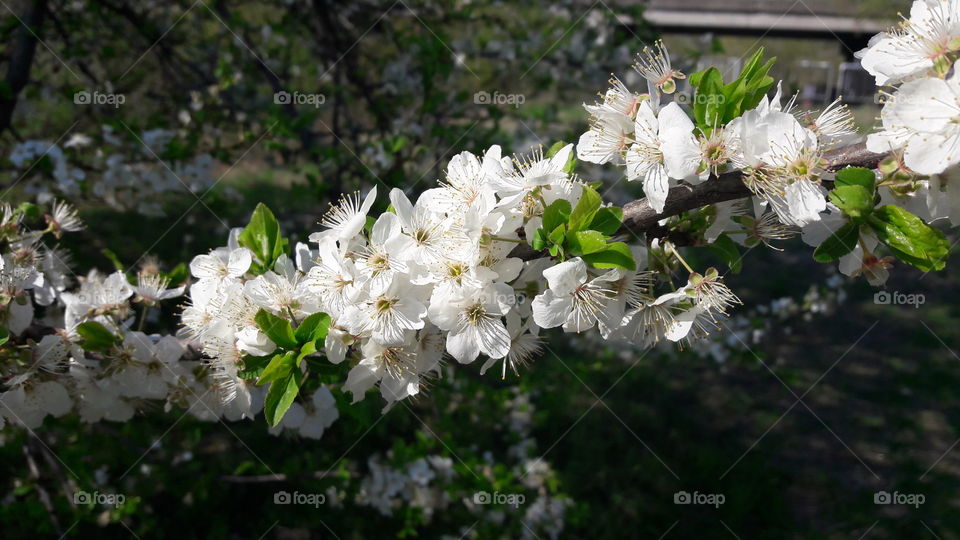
top-left (834, 167), bottom-right (876, 191)
top-left (531, 228), bottom-right (548, 251)
top-left (295, 312), bottom-right (331, 344)
top-left (701, 69), bottom-right (727, 127)
top-left (76, 321), bottom-right (118, 353)
top-left (296, 340), bottom-right (318, 366)
top-left (566, 230), bottom-right (608, 256)
top-left (17, 202), bottom-right (40, 221)
top-left (548, 224), bottom-right (566, 246)
top-left (545, 141), bottom-right (567, 158)
top-left (688, 69), bottom-right (705, 88)
top-left (738, 49), bottom-right (766, 82)
top-left (364, 215), bottom-right (377, 235)
top-left (581, 242), bottom-right (636, 270)
top-left (238, 203), bottom-right (289, 274)
top-left (263, 369), bottom-right (303, 427)
top-left (237, 354), bottom-right (272, 380)
top-left (164, 262), bottom-right (189, 286)
top-left (254, 309), bottom-right (298, 350)
top-left (568, 186), bottom-right (602, 232)
top-left (589, 206), bottom-right (623, 236)
top-left (0, 327), bottom-right (9, 347)
top-left (692, 67), bottom-right (724, 129)
top-left (829, 185), bottom-right (875, 219)
top-left (257, 351), bottom-right (296, 385)
top-left (868, 205), bottom-right (950, 271)
top-left (542, 199), bottom-right (572, 233)
top-left (739, 59), bottom-right (775, 112)
top-left (813, 222), bottom-right (860, 262)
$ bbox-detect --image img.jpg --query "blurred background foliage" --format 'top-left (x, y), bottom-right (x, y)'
top-left (3, 0), bottom-right (960, 538)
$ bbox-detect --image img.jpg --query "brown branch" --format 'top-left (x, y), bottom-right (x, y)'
top-left (511, 141), bottom-right (889, 260)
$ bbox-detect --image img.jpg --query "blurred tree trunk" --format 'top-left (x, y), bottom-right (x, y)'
top-left (0, 0), bottom-right (47, 135)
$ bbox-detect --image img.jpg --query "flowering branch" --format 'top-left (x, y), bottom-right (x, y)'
top-left (509, 142), bottom-right (890, 260)
top-left (2, 0), bottom-right (959, 438)
top-left (619, 142), bottom-right (891, 236)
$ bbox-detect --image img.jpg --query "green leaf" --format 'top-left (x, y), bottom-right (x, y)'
top-left (739, 61), bottom-right (775, 112)
top-left (581, 242), bottom-right (636, 270)
top-left (568, 186), bottom-right (602, 232)
top-left (589, 206), bottom-right (623, 236)
top-left (542, 199), bottom-right (572, 233)
top-left (566, 230), bottom-right (608, 256)
top-left (531, 228), bottom-right (548, 251)
top-left (868, 205), bottom-right (950, 271)
top-left (813, 222), bottom-right (860, 262)
top-left (237, 355), bottom-right (271, 379)
top-left (254, 309), bottom-right (297, 350)
top-left (720, 79), bottom-right (748, 124)
top-left (76, 321), bottom-right (118, 353)
top-left (691, 67), bottom-right (724, 129)
top-left (545, 141), bottom-right (567, 158)
top-left (263, 370), bottom-right (303, 427)
top-left (164, 262), bottom-right (189, 286)
top-left (257, 351), bottom-right (296, 385)
top-left (548, 224), bottom-right (566, 246)
top-left (0, 327), bottom-right (9, 347)
top-left (296, 340), bottom-right (318, 366)
top-left (834, 167), bottom-right (876, 192)
top-left (738, 49), bottom-right (766, 82)
top-left (295, 312), bottom-right (331, 344)
top-left (17, 202), bottom-right (40, 221)
top-left (238, 203), bottom-right (288, 274)
top-left (707, 234), bottom-right (743, 273)
top-left (702, 72), bottom-right (727, 127)
top-left (688, 70), bottom-right (705, 87)
top-left (829, 185), bottom-right (875, 219)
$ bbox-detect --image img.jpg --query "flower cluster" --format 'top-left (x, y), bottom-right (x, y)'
top-left (7, 127), bottom-right (216, 216)
top-left (577, 49), bottom-right (858, 228)
top-left (182, 132), bottom-right (750, 420)
top-left (0, 219), bottom-right (200, 429)
top-left (863, 1), bottom-right (960, 177)
top-left (0, 200), bottom-right (342, 437)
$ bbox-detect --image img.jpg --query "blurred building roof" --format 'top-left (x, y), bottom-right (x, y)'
top-left (618, 0), bottom-right (892, 58)
top-left (644, 0), bottom-right (870, 18)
